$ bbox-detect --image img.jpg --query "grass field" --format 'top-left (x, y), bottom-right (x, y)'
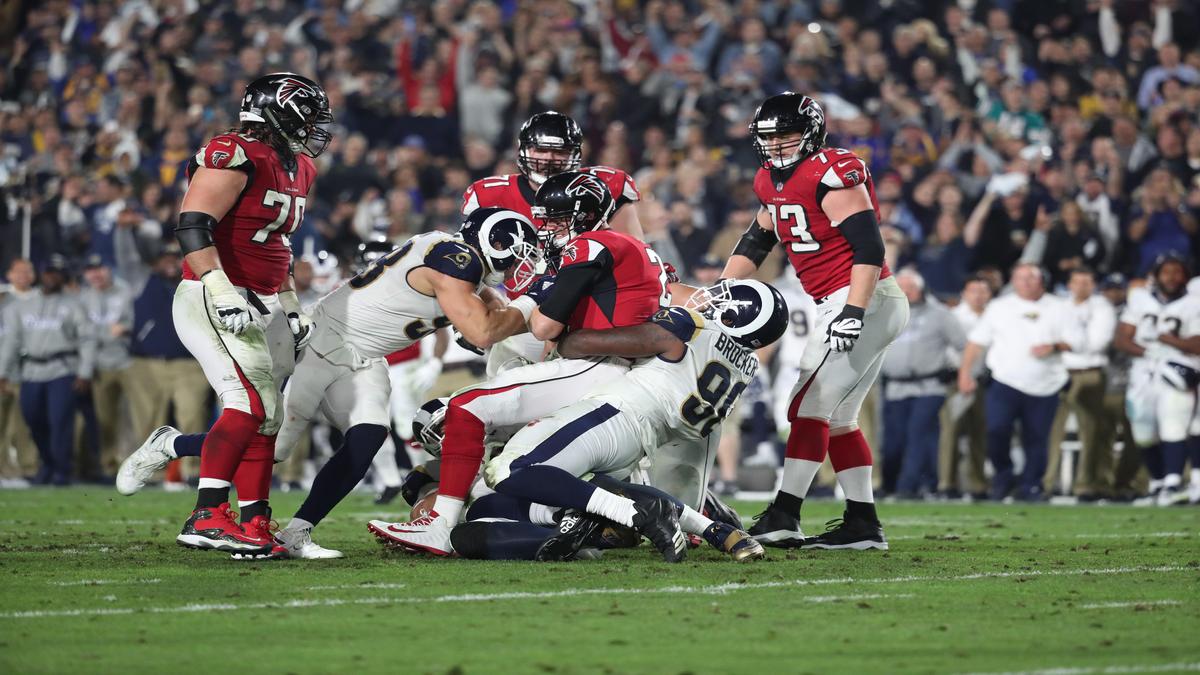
top-left (0, 487), bottom-right (1197, 675)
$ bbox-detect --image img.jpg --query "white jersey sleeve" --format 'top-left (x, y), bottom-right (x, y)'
top-left (586, 307), bottom-right (760, 449)
top-left (310, 232), bottom-right (474, 359)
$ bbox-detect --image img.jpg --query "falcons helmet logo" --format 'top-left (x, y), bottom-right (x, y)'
top-left (276, 77), bottom-right (317, 107)
top-left (564, 174), bottom-right (605, 202)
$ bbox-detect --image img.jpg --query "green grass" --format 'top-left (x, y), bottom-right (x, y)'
top-left (0, 488), bottom-right (1197, 675)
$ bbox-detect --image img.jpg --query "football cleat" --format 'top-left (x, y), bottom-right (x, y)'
top-left (629, 493), bottom-right (687, 563)
top-left (1157, 486), bottom-right (1189, 507)
top-left (1189, 481), bottom-right (1200, 505)
top-left (275, 526), bottom-right (344, 559)
top-left (1131, 488), bottom-right (1160, 507)
top-left (231, 515), bottom-right (288, 560)
top-left (374, 485), bottom-right (403, 505)
top-left (535, 510), bottom-right (605, 562)
top-left (799, 514), bottom-right (889, 551)
top-left (176, 503), bottom-right (274, 554)
top-left (367, 512), bottom-right (455, 556)
top-left (116, 426), bottom-right (180, 495)
top-left (702, 522), bottom-right (766, 562)
top-left (703, 488), bottom-right (744, 529)
top-left (748, 502), bottom-right (804, 547)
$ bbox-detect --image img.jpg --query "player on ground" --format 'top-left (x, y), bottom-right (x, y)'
top-left (122, 73), bottom-right (331, 557)
top-left (119, 208), bottom-right (542, 559)
top-left (482, 279), bottom-right (789, 563)
top-left (367, 171), bottom-right (673, 556)
top-left (1114, 254), bottom-right (1197, 506)
top-left (721, 93), bottom-right (909, 550)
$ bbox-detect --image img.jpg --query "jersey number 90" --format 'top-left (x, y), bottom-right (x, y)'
top-left (680, 362), bottom-right (746, 437)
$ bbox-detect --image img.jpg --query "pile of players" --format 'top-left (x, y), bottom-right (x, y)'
top-left (117, 72), bottom-right (906, 564)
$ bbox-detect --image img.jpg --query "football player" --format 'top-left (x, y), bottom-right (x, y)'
top-left (1114, 254), bottom-right (1196, 506)
top-left (121, 73), bottom-right (331, 557)
top-left (367, 171), bottom-right (673, 556)
top-left (118, 208), bottom-right (543, 558)
top-left (721, 93), bottom-right (910, 550)
top-left (480, 279), bottom-right (788, 563)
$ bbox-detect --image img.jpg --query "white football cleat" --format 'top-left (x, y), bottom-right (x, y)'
top-left (276, 526), bottom-right (344, 559)
top-left (367, 512), bottom-right (455, 556)
top-left (116, 426), bottom-right (180, 495)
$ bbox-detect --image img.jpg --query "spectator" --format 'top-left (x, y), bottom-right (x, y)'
top-left (916, 211), bottom-right (976, 300)
top-left (77, 254), bottom-right (133, 481)
top-left (0, 257), bottom-right (96, 485)
top-left (1023, 201), bottom-right (1107, 288)
top-left (938, 275), bottom-right (992, 500)
top-left (1127, 166), bottom-right (1197, 275)
top-left (880, 269), bottom-right (965, 498)
top-left (1042, 268), bottom-right (1118, 499)
top-left (964, 182), bottom-right (1036, 276)
top-left (958, 263), bottom-right (1071, 501)
top-left (1136, 43), bottom-right (1199, 110)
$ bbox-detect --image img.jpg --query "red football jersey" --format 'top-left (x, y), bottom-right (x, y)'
top-left (556, 229), bottom-right (669, 331)
top-left (753, 147), bottom-right (891, 300)
top-left (183, 133), bottom-right (317, 294)
top-left (460, 166), bottom-right (641, 224)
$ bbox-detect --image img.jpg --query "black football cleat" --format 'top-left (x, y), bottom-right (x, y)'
top-left (799, 514), bottom-right (889, 551)
top-left (703, 488), bottom-right (744, 530)
top-left (747, 502), bottom-right (804, 547)
top-left (535, 510), bottom-right (606, 562)
top-left (629, 493), bottom-right (687, 563)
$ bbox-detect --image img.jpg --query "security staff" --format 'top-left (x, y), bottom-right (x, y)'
top-left (938, 275), bottom-right (992, 499)
top-left (0, 256), bottom-right (97, 485)
top-left (78, 254), bottom-right (134, 479)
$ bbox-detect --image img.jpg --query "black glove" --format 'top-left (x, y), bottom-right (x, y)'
top-left (455, 330), bottom-right (485, 355)
top-left (523, 274), bottom-right (556, 304)
top-left (400, 465), bottom-right (436, 507)
top-left (826, 304), bottom-right (865, 353)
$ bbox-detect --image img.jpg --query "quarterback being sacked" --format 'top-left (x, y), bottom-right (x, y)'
top-left (368, 171), bottom-right (672, 555)
top-left (483, 279), bottom-right (789, 563)
top-left (723, 93), bottom-right (909, 550)
top-left (120, 208), bottom-right (542, 559)
top-left (117, 73), bottom-right (330, 557)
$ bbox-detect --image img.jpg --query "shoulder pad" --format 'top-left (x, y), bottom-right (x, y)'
top-left (424, 240), bottom-right (484, 285)
top-left (818, 152), bottom-right (868, 189)
top-left (650, 306), bottom-right (702, 343)
top-left (195, 134), bottom-right (253, 171)
top-left (560, 236), bottom-right (610, 268)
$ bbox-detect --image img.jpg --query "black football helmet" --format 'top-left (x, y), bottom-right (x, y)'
top-left (517, 111), bottom-right (583, 185)
top-left (531, 171), bottom-right (614, 250)
top-left (240, 72), bottom-right (334, 157)
top-left (686, 279), bottom-right (789, 349)
top-left (749, 92), bottom-right (826, 170)
top-left (458, 207), bottom-right (543, 292)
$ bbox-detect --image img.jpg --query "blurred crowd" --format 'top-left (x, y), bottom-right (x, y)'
top-left (1, 0), bottom-right (1199, 499)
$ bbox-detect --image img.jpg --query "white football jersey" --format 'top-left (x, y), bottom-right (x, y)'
top-left (774, 273), bottom-right (817, 372)
top-left (587, 307), bottom-right (760, 449)
top-left (1119, 286), bottom-right (1187, 370)
top-left (311, 232), bottom-right (483, 359)
top-left (1158, 292), bottom-right (1200, 371)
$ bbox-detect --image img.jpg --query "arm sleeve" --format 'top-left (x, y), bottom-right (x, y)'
top-left (423, 240), bottom-right (484, 285)
top-left (836, 210), bottom-right (885, 267)
top-left (537, 247), bottom-right (612, 324)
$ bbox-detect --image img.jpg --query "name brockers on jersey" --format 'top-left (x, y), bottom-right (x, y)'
top-left (714, 332), bottom-right (759, 379)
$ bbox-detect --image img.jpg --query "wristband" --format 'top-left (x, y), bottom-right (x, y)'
top-left (508, 295), bottom-right (538, 323)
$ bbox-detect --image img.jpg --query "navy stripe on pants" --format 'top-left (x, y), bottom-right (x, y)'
top-left (509, 403), bottom-right (621, 472)
top-left (985, 380), bottom-right (1059, 499)
top-left (19, 376), bottom-right (77, 485)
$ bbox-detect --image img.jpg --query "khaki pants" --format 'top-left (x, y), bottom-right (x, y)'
top-left (938, 389), bottom-right (988, 494)
top-left (75, 367), bottom-right (131, 475)
top-left (1107, 390), bottom-right (1146, 497)
top-left (0, 387), bottom-right (37, 479)
top-left (1044, 369), bottom-right (1111, 496)
top-left (126, 358), bottom-right (210, 479)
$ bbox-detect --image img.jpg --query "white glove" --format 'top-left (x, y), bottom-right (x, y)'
top-left (201, 270), bottom-right (251, 335)
top-left (826, 305), bottom-right (865, 353)
top-left (279, 290), bottom-right (314, 350)
top-left (409, 357), bottom-right (443, 397)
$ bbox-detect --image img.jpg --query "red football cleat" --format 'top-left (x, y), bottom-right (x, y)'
top-left (232, 515), bottom-right (288, 560)
top-left (176, 503), bottom-right (274, 554)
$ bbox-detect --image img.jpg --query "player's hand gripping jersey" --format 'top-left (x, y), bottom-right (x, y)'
top-left (183, 133), bottom-right (317, 294)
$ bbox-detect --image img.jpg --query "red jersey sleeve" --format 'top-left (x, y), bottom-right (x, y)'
top-left (586, 166), bottom-right (641, 208)
top-left (193, 134), bottom-right (254, 172)
top-left (817, 153), bottom-right (869, 191)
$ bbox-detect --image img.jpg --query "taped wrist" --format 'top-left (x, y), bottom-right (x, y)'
top-left (278, 289), bottom-right (302, 316)
top-left (838, 210), bottom-right (885, 267)
top-left (176, 212), bottom-right (218, 255)
top-left (731, 221), bottom-right (778, 266)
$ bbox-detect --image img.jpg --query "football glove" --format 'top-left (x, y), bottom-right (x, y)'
top-left (455, 330), bottom-right (485, 355)
top-left (400, 464), bottom-right (436, 507)
top-left (278, 290), bottom-right (314, 350)
top-left (662, 261), bottom-right (680, 284)
top-left (523, 275), bottom-right (556, 304)
top-left (826, 304), bottom-right (865, 353)
top-left (201, 269), bottom-right (251, 335)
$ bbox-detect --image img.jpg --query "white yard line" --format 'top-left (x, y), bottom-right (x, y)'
top-left (48, 578), bottom-right (162, 587)
top-left (956, 661), bottom-right (1200, 675)
top-left (1, 565), bottom-right (1187, 620)
top-left (305, 583), bottom-right (408, 591)
top-left (891, 531), bottom-right (1195, 542)
top-left (1077, 600), bottom-right (1183, 609)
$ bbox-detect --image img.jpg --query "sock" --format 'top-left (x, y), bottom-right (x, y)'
top-left (196, 409), bottom-right (261, 510)
top-left (432, 495), bottom-right (464, 524)
top-left (494, 464), bottom-right (598, 511)
top-left (232, 433), bottom-right (275, 521)
top-left (438, 404), bottom-right (487, 500)
top-left (238, 500), bottom-right (269, 522)
top-left (830, 429), bottom-right (875, 504)
top-left (528, 503), bottom-right (558, 526)
top-left (1161, 441), bottom-right (1187, 480)
top-left (845, 499), bottom-right (879, 523)
top-left (173, 433), bottom-right (205, 458)
top-left (295, 424), bottom-right (388, 526)
top-left (285, 517), bottom-right (314, 533)
top-left (196, 484), bottom-right (230, 509)
top-left (774, 491), bottom-right (804, 520)
top-left (679, 504), bottom-right (714, 536)
top-left (780, 417), bottom-right (830, 506)
top-left (584, 488), bottom-right (637, 527)
top-left (1143, 444), bottom-right (1164, 480)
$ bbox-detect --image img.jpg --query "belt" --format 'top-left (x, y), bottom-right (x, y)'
top-left (22, 351), bottom-right (76, 364)
top-left (886, 370), bottom-right (953, 384)
top-left (1068, 367), bottom-right (1103, 374)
